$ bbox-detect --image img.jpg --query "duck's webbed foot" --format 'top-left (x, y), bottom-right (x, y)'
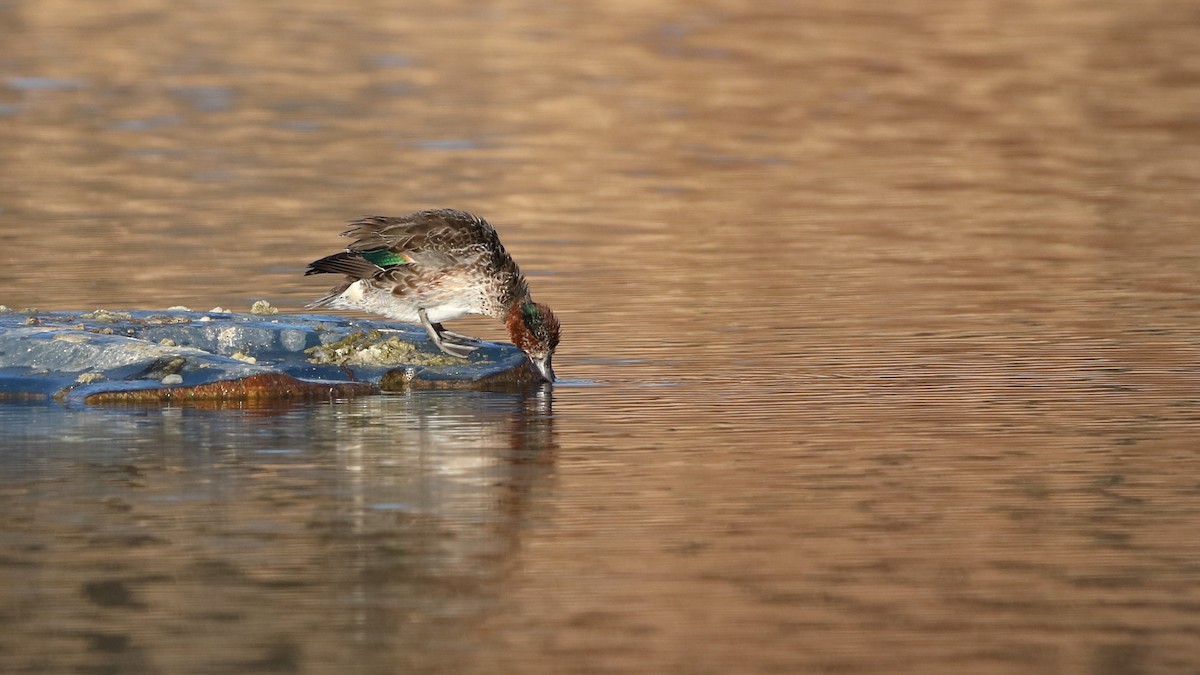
top-left (418, 309), bottom-right (481, 358)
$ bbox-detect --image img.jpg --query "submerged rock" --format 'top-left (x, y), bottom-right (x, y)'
top-left (0, 309), bottom-right (542, 404)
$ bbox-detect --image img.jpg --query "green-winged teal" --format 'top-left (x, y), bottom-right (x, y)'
top-left (305, 208), bottom-right (560, 382)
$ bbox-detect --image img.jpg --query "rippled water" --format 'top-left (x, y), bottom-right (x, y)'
top-left (2, 0), bottom-right (1200, 673)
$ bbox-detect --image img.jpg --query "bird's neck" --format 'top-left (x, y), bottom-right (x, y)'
top-left (489, 272), bottom-right (528, 321)
top-left (504, 300), bottom-right (537, 352)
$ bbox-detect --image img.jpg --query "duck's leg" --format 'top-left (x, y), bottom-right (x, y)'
top-left (424, 314), bottom-right (484, 346)
top-left (418, 308), bottom-right (479, 358)
top-left (438, 328), bottom-right (484, 343)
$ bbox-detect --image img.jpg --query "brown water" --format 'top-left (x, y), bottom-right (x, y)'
top-left (2, 0), bottom-right (1200, 673)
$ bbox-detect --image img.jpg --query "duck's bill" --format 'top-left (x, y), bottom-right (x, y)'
top-left (531, 355), bottom-right (555, 383)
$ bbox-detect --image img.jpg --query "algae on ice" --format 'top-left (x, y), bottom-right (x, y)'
top-left (305, 330), bottom-right (465, 367)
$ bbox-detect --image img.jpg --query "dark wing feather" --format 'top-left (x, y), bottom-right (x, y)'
top-left (304, 251), bottom-right (383, 278)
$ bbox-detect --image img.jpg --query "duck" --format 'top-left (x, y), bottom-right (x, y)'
top-left (305, 208), bottom-right (560, 382)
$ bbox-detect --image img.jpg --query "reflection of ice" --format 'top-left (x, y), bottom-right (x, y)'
top-left (0, 391), bottom-right (556, 672)
top-left (336, 391), bottom-right (555, 555)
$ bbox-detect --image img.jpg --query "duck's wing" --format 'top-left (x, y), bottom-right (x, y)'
top-left (306, 209), bottom-right (489, 279)
top-left (340, 209), bottom-right (501, 267)
top-left (303, 246), bottom-right (421, 309)
top-left (305, 209), bottom-right (509, 305)
top-left (304, 251), bottom-right (385, 279)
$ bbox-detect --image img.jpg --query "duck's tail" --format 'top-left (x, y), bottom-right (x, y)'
top-left (304, 282), bottom-right (351, 310)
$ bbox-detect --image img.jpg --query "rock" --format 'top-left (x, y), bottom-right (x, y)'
top-left (250, 300), bottom-right (278, 315)
top-left (0, 309), bottom-right (542, 403)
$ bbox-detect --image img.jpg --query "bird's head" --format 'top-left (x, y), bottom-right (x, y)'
top-left (506, 301), bottom-right (561, 382)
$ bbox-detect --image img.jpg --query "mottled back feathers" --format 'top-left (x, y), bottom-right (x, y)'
top-left (305, 208), bottom-right (530, 319)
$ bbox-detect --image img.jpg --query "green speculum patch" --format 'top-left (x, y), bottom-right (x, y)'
top-left (362, 249), bottom-right (410, 268)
